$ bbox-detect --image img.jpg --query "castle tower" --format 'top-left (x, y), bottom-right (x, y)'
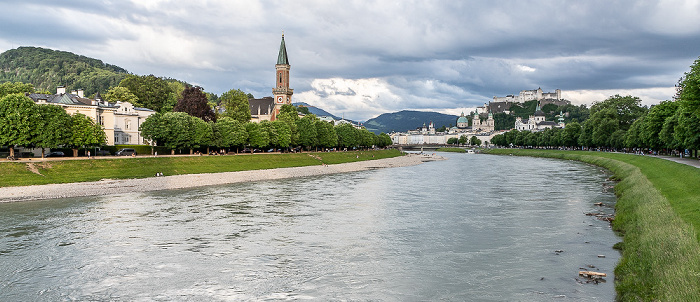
top-left (272, 34), bottom-right (293, 120)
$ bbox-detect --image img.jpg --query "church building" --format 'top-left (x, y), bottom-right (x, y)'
top-left (250, 34), bottom-right (294, 122)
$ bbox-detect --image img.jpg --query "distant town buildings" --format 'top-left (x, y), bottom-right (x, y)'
top-left (514, 103), bottom-right (565, 131)
top-left (27, 86), bottom-right (155, 145)
top-left (390, 109), bottom-right (501, 146)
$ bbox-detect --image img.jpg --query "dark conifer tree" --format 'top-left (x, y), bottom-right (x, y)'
top-left (174, 86), bottom-right (216, 122)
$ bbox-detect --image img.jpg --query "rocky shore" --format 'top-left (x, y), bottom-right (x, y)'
top-left (0, 153), bottom-right (444, 202)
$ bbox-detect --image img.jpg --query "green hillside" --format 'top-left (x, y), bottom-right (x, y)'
top-left (0, 46), bottom-right (129, 96)
top-left (364, 110), bottom-right (459, 134)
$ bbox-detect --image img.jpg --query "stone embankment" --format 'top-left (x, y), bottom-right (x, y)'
top-left (0, 153), bottom-right (444, 202)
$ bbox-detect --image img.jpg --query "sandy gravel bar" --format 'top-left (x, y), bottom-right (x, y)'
top-left (0, 154), bottom-right (444, 202)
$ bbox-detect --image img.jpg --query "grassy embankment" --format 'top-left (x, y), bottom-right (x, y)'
top-left (484, 149), bottom-right (700, 301)
top-left (435, 147), bottom-right (466, 153)
top-left (0, 149), bottom-right (402, 188)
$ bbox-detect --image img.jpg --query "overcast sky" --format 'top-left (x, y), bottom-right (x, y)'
top-left (1, 0), bottom-right (699, 121)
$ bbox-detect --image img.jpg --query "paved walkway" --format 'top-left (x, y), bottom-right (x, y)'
top-left (651, 155), bottom-right (700, 169)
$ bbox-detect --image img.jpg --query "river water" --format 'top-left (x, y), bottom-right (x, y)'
top-left (0, 153), bottom-right (619, 301)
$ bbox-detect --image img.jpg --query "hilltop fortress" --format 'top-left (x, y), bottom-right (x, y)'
top-left (477, 87), bottom-right (569, 115)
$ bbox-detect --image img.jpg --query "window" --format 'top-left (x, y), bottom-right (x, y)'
top-left (125, 119), bottom-right (131, 130)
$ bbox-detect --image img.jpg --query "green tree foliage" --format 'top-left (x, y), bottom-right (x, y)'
top-left (278, 104), bottom-right (299, 145)
top-left (673, 57), bottom-right (700, 152)
top-left (358, 128), bottom-right (375, 148)
top-left (470, 135), bottom-right (482, 146)
top-left (459, 134), bottom-right (469, 145)
top-left (212, 117), bottom-right (247, 149)
top-left (561, 121), bottom-right (581, 147)
top-left (191, 118), bottom-right (213, 153)
top-left (376, 133), bottom-right (392, 147)
top-left (296, 115), bottom-right (319, 150)
top-left (119, 74), bottom-right (174, 112)
top-left (589, 95), bottom-right (647, 130)
top-left (140, 112), bottom-right (198, 153)
top-left (245, 122), bottom-right (269, 149)
top-left (174, 86), bottom-right (216, 122)
top-left (296, 105), bottom-right (311, 115)
top-left (315, 120), bottom-right (338, 149)
top-left (219, 88), bottom-right (252, 123)
top-left (35, 104), bottom-right (72, 157)
top-left (0, 82), bottom-right (34, 98)
top-left (104, 86), bottom-right (139, 104)
top-left (0, 47), bottom-right (128, 96)
top-left (164, 81), bottom-right (186, 112)
top-left (0, 94), bottom-right (40, 158)
top-left (68, 113), bottom-right (107, 156)
top-left (639, 101), bottom-right (678, 150)
top-left (261, 120), bottom-right (291, 149)
top-left (493, 112), bottom-right (515, 131)
top-left (335, 123), bottom-right (359, 149)
top-left (447, 137), bottom-right (459, 145)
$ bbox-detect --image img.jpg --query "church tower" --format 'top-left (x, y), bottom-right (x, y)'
top-left (272, 34), bottom-right (293, 120)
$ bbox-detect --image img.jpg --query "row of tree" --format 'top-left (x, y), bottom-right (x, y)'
top-left (0, 92), bottom-right (106, 158)
top-left (140, 105), bottom-right (392, 154)
top-left (490, 58), bottom-right (700, 155)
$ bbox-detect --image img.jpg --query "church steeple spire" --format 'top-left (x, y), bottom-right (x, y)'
top-left (277, 34), bottom-right (289, 65)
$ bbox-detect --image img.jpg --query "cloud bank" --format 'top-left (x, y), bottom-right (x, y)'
top-left (1, 0), bottom-right (698, 120)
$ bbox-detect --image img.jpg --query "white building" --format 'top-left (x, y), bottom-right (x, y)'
top-left (514, 104), bottom-right (565, 131)
top-left (27, 87), bottom-right (155, 145)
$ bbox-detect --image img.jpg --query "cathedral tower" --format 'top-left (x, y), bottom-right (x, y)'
top-left (272, 34), bottom-right (293, 120)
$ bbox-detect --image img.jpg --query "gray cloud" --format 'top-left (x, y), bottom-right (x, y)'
top-left (1, 0), bottom-right (699, 120)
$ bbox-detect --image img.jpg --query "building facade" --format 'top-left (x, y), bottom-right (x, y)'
top-left (27, 87), bottom-right (155, 145)
top-left (250, 34), bottom-right (293, 122)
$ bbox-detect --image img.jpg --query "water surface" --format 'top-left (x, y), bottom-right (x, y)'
top-left (0, 153), bottom-right (619, 301)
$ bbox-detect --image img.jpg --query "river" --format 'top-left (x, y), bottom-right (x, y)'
top-left (0, 152), bottom-right (619, 301)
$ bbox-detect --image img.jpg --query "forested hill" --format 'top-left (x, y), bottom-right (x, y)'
top-left (364, 110), bottom-right (459, 134)
top-left (0, 46), bottom-right (129, 97)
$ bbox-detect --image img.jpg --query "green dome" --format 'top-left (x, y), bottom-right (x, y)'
top-left (457, 116), bottom-right (469, 124)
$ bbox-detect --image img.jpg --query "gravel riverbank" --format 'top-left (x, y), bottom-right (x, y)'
top-left (0, 153), bottom-right (443, 202)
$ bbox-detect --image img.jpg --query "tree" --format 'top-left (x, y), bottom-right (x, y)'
top-left (589, 95), bottom-right (647, 130)
top-left (212, 117), bottom-right (247, 150)
top-left (459, 134), bottom-right (468, 145)
top-left (140, 112), bottom-right (193, 154)
top-left (264, 120), bottom-right (291, 149)
top-left (641, 101), bottom-right (679, 151)
top-left (296, 115), bottom-right (319, 150)
top-left (0, 82), bottom-right (34, 98)
top-left (119, 74), bottom-right (174, 112)
top-left (335, 123), bottom-right (359, 149)
top-left (104, 86), bottom-right (139, 104)
top-left (0, 94), bottom-right (40, 158)
top-left (377, 133), bottom-right (392, 148)
top-left (673, 57), bottom-right (700, 156)
top-left (447, 137), bottom-right (459, 145)
top-left (470, 135), bottom-right (482, 146)
top-left (315, 120), bottom-right (338, 149)
top-left (190, 117), bottom-right (213, 154)
top-left (68, 113), bottom-right (106, 156)
top-left (35, 104), bottom-right (72, 157)
top-left (278, 104), bottom-right (299, 145)
top-left (219, 88), bottom-right (252, 123)
top-left (296, 106), bottom-right (311, 115)
top-left (174, 86), bottom-right (216, 122)
top-left (358, 128), bottom-right (375, 149)
top-left (163, 81), bottom-right (186, 112)
top-left (561, 121), bottom-right (581, 148)
top-left (244, 122), bottom-right (269, 150)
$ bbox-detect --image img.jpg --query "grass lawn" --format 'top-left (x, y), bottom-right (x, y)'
top-left (435, 147), bottom-right (466, 153)
top-left (484, 149), bottom-right (700, 301)
top-left (0, 149), bottom-right (402, 188)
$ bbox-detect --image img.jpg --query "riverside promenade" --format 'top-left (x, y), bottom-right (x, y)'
top-left (0, 153), bottom-right (444, 203)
